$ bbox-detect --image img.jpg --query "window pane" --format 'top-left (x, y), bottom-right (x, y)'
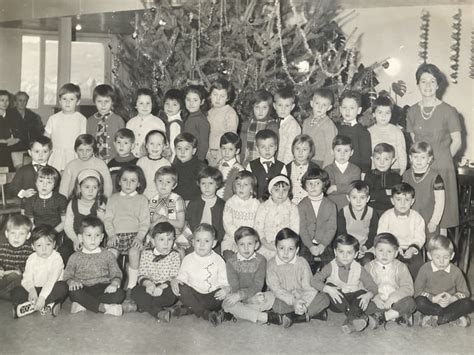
top-left (44, 40), bottom-right (58, 105)
top-left (71, 42), bottom-right (105, 101)
top-left (20, 36), bottom-right (40, 108)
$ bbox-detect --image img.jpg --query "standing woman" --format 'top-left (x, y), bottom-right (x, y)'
top-left (407, 63), bottom-right (462, 232)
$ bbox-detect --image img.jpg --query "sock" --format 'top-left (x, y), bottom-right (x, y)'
top-left (127, 267), bottom-right (138, 289)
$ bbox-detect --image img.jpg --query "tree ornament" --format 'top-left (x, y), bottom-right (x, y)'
top-left (248, 17), bottom-right (254, 23)
top-left (449, 9), bottom-right (462, 83)
top-left (132, 31), bottom-right (138, 39)
top-left (418, 9), bottom-right (430, 63)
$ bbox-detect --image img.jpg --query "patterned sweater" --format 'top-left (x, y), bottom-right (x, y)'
top-left (0, 243), bottom-right (33, 272)
top-left (226, 252), bottom-right (267, 301)
top-left (137, 249), bottom-right (181, 285)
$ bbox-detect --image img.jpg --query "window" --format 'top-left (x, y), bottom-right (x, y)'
top-left (20, 36), bottom-right (40, 108)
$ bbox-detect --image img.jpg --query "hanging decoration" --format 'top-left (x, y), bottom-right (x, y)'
top-left (418, 9), bottom-right (430, 63)
top-left (470, 30), bottom-right (474, 79)
top-left (449, 9), bottom-right (462, 83)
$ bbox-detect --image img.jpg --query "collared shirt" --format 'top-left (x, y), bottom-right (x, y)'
top-left (341, 119), bottom-right (357, 127)
top-left (335, 161), bottom-right (349, 173)
top-left (120, 191), bottom-right (138, 197)
top-left (82, 247), bottom-right (102, 254)
top-left (219, 157), bottom-right (237, 180)
top-left (431, 261), bottom-right (451, 273)
top-left (237, 252), bottom-right (257, 261)
top-left (38, 192), bottom-right (53, 199)
top-left (259, 157), bottom-right (275, 173)
top-left (275, 254), bottom-right (297, 265)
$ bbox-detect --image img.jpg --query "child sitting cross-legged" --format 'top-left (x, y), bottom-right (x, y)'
top-left (64, 216), bottom-right (125, 316)
top-left (415, 235), bottom-right (474, 328)
top-left (11, 225), bottom-right (68, 318)
top-left (171, 223), bottom-right (231, 326)
top-left (311, 234), bottom-right (378, 334)
top-left (266, 228), bottom-right (330, 328)
top-left (129, 222), bottom-right (181, 321)
top-left (365, 233), bottom-right (416, 329)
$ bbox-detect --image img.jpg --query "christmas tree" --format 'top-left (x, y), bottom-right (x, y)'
top-left (112, 0), bottom-right (380, 123)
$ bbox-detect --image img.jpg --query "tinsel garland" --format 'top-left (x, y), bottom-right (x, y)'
top-left (419, 9), bottom-right (430, 63)
top-left (449, 9), bottom-right (462, 83)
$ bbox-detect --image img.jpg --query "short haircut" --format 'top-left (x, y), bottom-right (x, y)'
top-left (348, 180), bottom-right (370, 197)
top-left (220, 132), bottom-right (241, 150)
top-left (427, 234), bottom-right (454, 254)
top-left (332, 134), bottom-right (352, 149)
top-left (114, 128), bottom-right (135, 142)
top-left (15, 91), bottom-right (29, 100)
top-left (145, 129), bottom-right (167, 145)
top-left (210, 78), bottom-right (235, 104)
top-left (301, 167), bottom-right (331, 193)
top-left (79, 215), bottom-right (104, 234)
top-left (234, 226), bottom-right (260, 244)
top-left (183, 85), bottom-right (207, 102)
top-left (409, 141), bottom-right (434, 157)
top-left (29, 135), bottom-right (52, 150)
top-left (274, 87), bottom-right (295, 102)
top-left (37, 166), bottom-right (60, 188)
top-left (373, 143), bottom-right (395, 157)
top-left (391, 182), bottom-right (415, 198)
top-left (415, 63), bottom-right (443, 85)
top-left (164, 88), bottom-right (184, 110)
top-left (6, 214), bottom-right (32, 232)
top-left (154, 165), bottom-right (178, 183)
top-left (255, 129), bottom-right (278, 145)
top-left (59, 83), bottom-right (81, 100)
top-left (251, 89), bottom-right (273, 106)
top-left (30, 224), bottom-right (58, 244)
top-left (373, 232), bottom-right (399, 250)
top-left (115, 165), bottom-right (147, 194)
top-left (197, 166), bottom-right (223, 189)
top-left (174, 132), bottom-right (198, 149)
top-left (275, 227), bottom-right (301, 249)
top-left (150, 221), bottom-right (176, 239)
top-left (74, 134), bottom-right (98, 154)
top-left (340, 90), bottom-right (361, 107)
top-left (372, 95), bottom-right (393, 112)
top-left (93, 84), bottom-right (116, 102)
top-left (233, 170), bottom-right (257, 198)
top-left (193, 223), bottom-right (216, 240)
top-left (291, 134), bottom-right (315, 160)
top-left (333, 233), bottom-right (360, 252)
top-left (312, 88), bottom-right (335, 105)
top-left (0, 90), bottom-right (10, 99)
top-left (134, 88), bottom-right (155, 110)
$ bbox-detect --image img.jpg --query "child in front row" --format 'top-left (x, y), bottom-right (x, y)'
top-left (223, 227), bottom-right (281, 325)
top-left (217, 132), bottom-right (244, 201)
top-left (415, 235), bottom-right (474, 328)
top-left (11, 225), bottom-right (68, 318)
top-left (171, 223), bottom-right (230, 326)
top-left (107, 128), bottom-right (138, 192)
top-left (311, 234), bottom-right (378, 334)
top-left (325, 135), bottom-right (361, 210)
top-left (64, 216), bottom-right (125, 316)
top-left (266, 228), bottom-right (330, 328)
top-left (130, 222), bottom-right (181, 321)
top-left (365, 233), bottom-right (416, 329)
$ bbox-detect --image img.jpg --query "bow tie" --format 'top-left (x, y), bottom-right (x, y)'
top-left (97, 112), bottom-right (111, 119)
top-left (152, 250), bottom-right (177, 262)
top-left (222, 162), bottom-right (230, 167)
top-left (340, 122), bottom-right (355, 126)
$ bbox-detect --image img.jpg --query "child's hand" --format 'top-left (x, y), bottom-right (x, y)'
top-left (215, 286), bottom-right (231, 301)
top-left (248, 292), bottom-right (265, 304)
top-left (145, 283), bottom-right (156, 296)
top-left (170, 278), bottom-right (182, 296)
top-left (427, 222), bottom-right (438, 233)
top-left (23, 189), bottom-right (37, 198)
top-left (104, 283), bottom-right (118, 294)
top-left (357, 292), bottom-right (373, 311)
top-left (294, 299), bottom-right (307, 315)
top-left (310, 245), bottom-right (324, 256)
top-left (73, 239), bottom-right (82, 251)
top-left (154, 283), bottom-right (168, 296)
top-left (372, 295), bottom-right (386, 310)
top-left (402, 247), bottom-right (417, 259)
top-left (384, 294), bottom-right (397, 309)
top-left (34, 296), bottom-right (46, 311)
top-left (107, 235), bottom-right (118, 248)
top-left (224, 293), bottom-right (241, 307)
top-left (131, 237), bottom-right (143, 250)
top-left (323, 285), bottom-right (343, 304)
top-left (326, 185), bottom-right (337, 194)
top-left (433, 292), bottom-right (451, 307)
top-left (28, 289), bottom-right (38, 304)
top-left (68, 280), bottom-right (83, 291)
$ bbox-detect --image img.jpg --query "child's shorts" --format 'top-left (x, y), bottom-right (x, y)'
top-left (116, 232), bottom-right (138, 254)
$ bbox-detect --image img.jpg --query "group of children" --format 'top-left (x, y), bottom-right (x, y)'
top-left (0, 79), bottom-right (473, 333)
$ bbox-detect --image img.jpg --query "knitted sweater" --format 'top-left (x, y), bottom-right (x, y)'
top-left (336, 122), bottom-right (372, 173)
top-left (172, 156), bottom-right (207, 201)
top-left (137, 249), bottom-right (181, 285)
top-left (226, 252), bottom-right (267, 301)
top-left (126, 114), bottom-right (166, 158)
top-left (137, 156), bottom-right (171, 199)
top-left (337, 205), bottom-right (379, 248)
top-left (0, 243), bottom-right (33, 272)
top-left (302, 115), bottom-right (338, 168)
top-left (368, 123), bottom-right (407, 173)
top-left (364, 169), bottom-right (402, 213)
top-left (365, 259), bottom-right (413, 302)
top-left (325, 162), bottom-right (361, 210)
top-left (208, 105), bottom-right (239, 150)
top-left (183, 111), bottom-right (210, 161)
top-left (222, 195), bottom-right (260, 247)
top-left (377, 209), bottom-right (426, 250)
top-left (277, 115), bottom-right (301, 165)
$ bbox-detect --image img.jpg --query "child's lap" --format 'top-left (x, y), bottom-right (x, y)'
top-left (115, 232), bottom-right (138, 254)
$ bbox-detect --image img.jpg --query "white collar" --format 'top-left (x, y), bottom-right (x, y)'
top-left (275, 254), bottom-right (297, 265)
top-left (32, 161), bottom-right (47, 167)
top-left (82, 247), bottom-right (101, 254)
top-left (168, 112), bottom-right (182, 121)
top-left (120, 191), bottom-right (138, 197)
top-left (39, 192), bottom-right (53, 199)
top-left (375, 260), bottom-right (395, 269)
top-left (220, 157), bottom-right (237, 167)
top-left (342, 119), bottom-right (357, 126)
top-left (153, 248), bottom-right (169, 256)
top-left (237, 252), bottom-right (257, 261)
top-left (431, 261), bottom-right (451, 273)
top-left (259, 157), bottom-right (275, 164)
top-left (335, 161), bottom-right (349, 170)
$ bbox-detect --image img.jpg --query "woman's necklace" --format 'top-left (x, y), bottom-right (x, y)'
top-left (420, 99), bottom-right (439, 120)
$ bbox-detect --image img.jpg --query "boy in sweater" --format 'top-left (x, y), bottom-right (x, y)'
top-left (107, 128), bottom-right (138, 193)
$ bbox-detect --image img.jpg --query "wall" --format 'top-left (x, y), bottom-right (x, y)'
top-left (0, 28), bottom-right (22, 92)
top-left (341, 5), bottom-right (474, 160)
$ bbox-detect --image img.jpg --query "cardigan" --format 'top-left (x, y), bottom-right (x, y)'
top-left (337, 205), bottom-right (379, 248)
top-left (364, 169), bottom-right (402, 214)
top-left (325, 162), bottom-right (361, 210)
top-left (186, 196), bottom-right (225, 244)
top-left (86, 112), bottom-right (125, 161)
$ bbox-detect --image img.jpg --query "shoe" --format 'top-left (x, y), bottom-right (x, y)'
top-left (14, 301), bottom-right (35, 318)
top-left (51, 303), bottom-right (61, 317)
top-left (104, 304), bottom-right (123, 316)
top-left (156, 310), bottom-right (171, 323)
top-left (223, 311), bottom-right (235, 322)
top-left (40, 302), bottom-right (55, 316)
top-left (266, 311), bottom-right (283, 325)
top-left (311, 309), bottom-right (328, 322)
top-left (342, 317), bottom-right (367, 334)
top-left (368, 312), bottom-right (385, 329)
top-left (122, 302), bottom-right (137, 313)
top-left (395, 314), bottom-right (413, 328)
top-left (420, 315), bottom-right (432, 328)
top-left (430, 315), bottom-right (439, 328)
top-left (454, 316), bottom-right (471, 328)
top-left (282, 312), bottom-right (310, 328)
top-left (208, 309), bottom-right (224, 327)
top-left (170, 304), bottom-right (193, 318)
top-left (70, 302), bottom-right (87, 314)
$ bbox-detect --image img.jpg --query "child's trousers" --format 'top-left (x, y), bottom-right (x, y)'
top-left (223, 291), bottom-right (275, 323)
top-left (11, 281), bottom-right (69, 306)
top-left (374, 296), bottom-right (416, 317)
top-left (179, 284), bottom-right (222, 320)
top-left (272, 292), bottom-right (330, 317)
top-left (415, 296), bottom-right (474, 325)
top-left (398, 252), bottom-right (423, 279)
top-left (131, 281), bottom-right (178, 317)
top-left (328, 287), bottom-right (377, 318)
top-left (69, 283), bottom-right (126, 313)
top-left (0, 272), bottom-right (22, 300)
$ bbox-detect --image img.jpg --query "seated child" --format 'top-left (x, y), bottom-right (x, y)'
top-left (377, 183), bottom-right (425, 278)
top-left (403, 142), bottom-right (445, 241)
top-left (266, 228), bottom-right (329, 328)
top-left (302, 88), bottom-right (338, 169)
top-left (368, 95), bottom-right (407, 175)
top-left (171, 223), bottom-right (230, 326)
top-left (64, 216), bottom-right (125, 316)
top-left (158, 89), bottom-right (185, 161)
top-left (274, 87), bottom-right (301, 165)
top-left (365, 233), bottom-right (416, 329)
top-left (255, 175), bottom-right (299, 260)
top-left (59, 134), bottom-right (113, 198)
top-left (223, 226), bottom-right (281, 325)
top-left (11, 225), bottom-right (68, 318)
top-left (246, 129), bottom-right (287, 200)
top-left (364, 143), bottom-right (402, 215)
top-left (222, 171), bottom-right (260, 261)
top-left (186, 166), bottom-right (225, 251)
top-left (216, 132), bottom-right (244, 201)
top-left (182, 85), bottom-right (209, 161)
top-left (298, 167), bottom-right (337, 273)
top-left (172, 132), bottom-right (207, 202)
top-left (0, 215), bottom-right (33, 300)
top-left (130, 222), bottom-right (181, 321)
top-left (336, 90), bottom-right (371, 173)
top-left (107, 128), bottom-right (139, 193)
top-left (325, 135), bottom-right (362, 210)
top-left (337, 181), bottom-right (379, 265)
top-left (86, 84), bottom-right (125, 161)
top-left (415, 235), bottom-right (474, 328)
top-left (286, 134), bottom-right (320, 205)
top-left (311, 234), bottom-right (378, 334)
